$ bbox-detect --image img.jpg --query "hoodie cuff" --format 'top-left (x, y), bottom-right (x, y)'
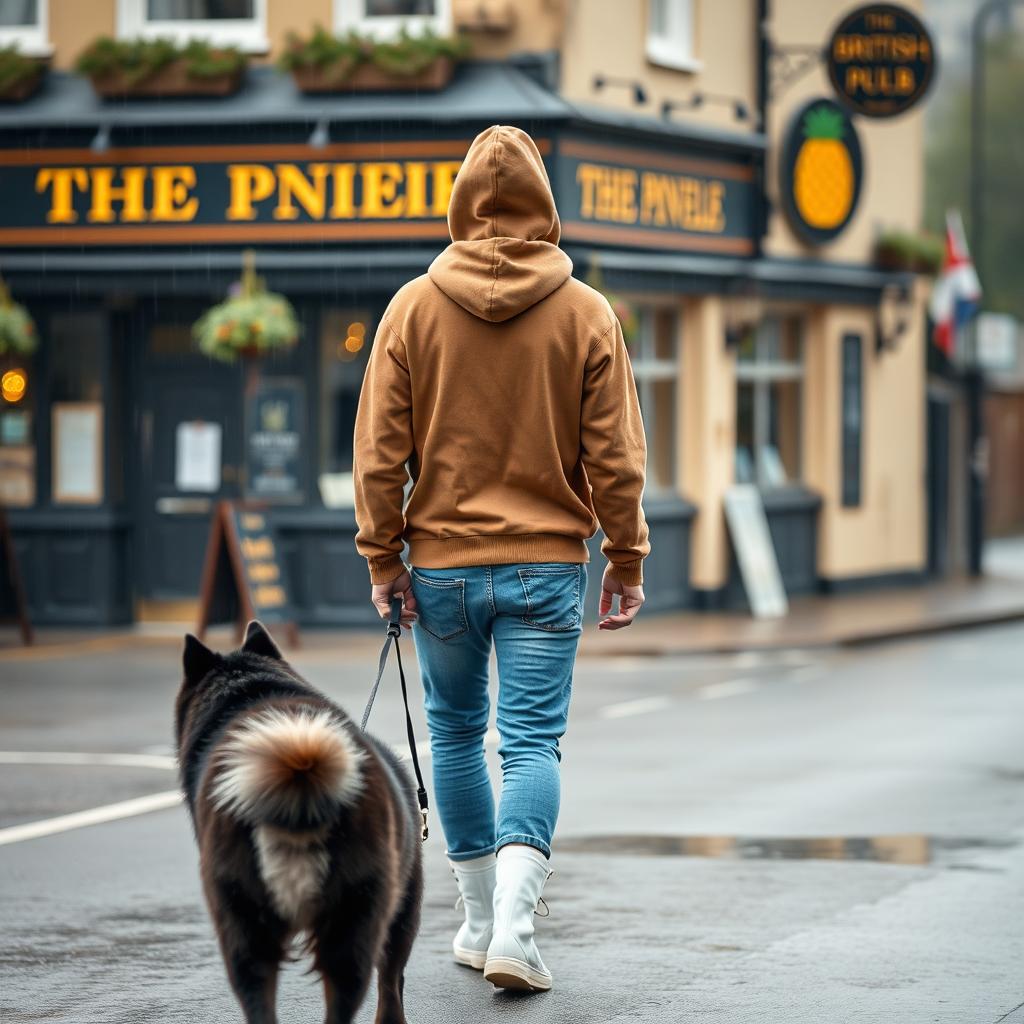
top-left (606, 559), bottom-right (644, 587)
top-left (367, 554), bottom-right (407, 586)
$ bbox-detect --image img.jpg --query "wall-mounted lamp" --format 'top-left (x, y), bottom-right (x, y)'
top-left (876, 281), bottom-right (913, 355)
top-left (90, 123), bottom-right (112, 154)
top-left (662, 93), bottom-right (753, 125)
top-left (724, 277), bottom-right (764, 350)
top-left (592, 74), bottom-right (648, 106)
top-left (308, 117), bottom-right (330, 149)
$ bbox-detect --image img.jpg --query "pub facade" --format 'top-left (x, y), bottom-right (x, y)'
top-left (0, 0), bottom-right (934, 627)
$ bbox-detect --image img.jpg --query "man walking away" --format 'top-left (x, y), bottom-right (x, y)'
top-left (353, 124), bottom-right (650, 994)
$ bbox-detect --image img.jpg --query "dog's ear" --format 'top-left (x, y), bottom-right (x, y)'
top-left (242, 620), bottom-right (283, 661)
top-left (183, 633), bottom-right (219, 682)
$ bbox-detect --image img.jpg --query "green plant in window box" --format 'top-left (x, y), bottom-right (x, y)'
top-left (279, 24), bottom-right (471, 93)
top-left (874, 228), bottom-right (944, 276)
top-left (0, 45), bottom-right (47, 102)
top-left (75, 36), bottom-right (247, 97)
top-left (193, 251), bottom-right (300, 364)
top-left (585, 253), bottom-right (638, 347)
top-left (0, 278), bottom-right (37, 357)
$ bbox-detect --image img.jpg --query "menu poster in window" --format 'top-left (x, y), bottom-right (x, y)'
top-left (52, 402), bottom-right (103, 505)
top-left (724, 485), bottom-right (789, 619)
top-left (246, 378), bottom-right (304, 502)
top-left (175, 420), bottom-right (222, 493)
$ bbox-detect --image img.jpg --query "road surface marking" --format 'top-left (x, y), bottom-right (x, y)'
top-left (599, 696), bottom-right (673, 720)
top-left (0, 751), bottom-right (177, 770)
top-left (0, 790), bottom-right (183, 847)
top-left (694, 678), bottom-right (759, 701)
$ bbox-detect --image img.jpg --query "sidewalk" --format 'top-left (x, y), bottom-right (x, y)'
top-left (583, 536), bottom-right (1024, 657)
top-left (4, 539), bottom-right (1023, 659)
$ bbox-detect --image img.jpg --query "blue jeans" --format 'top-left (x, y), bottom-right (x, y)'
top-left (409, 561), bottom-right (586, 862)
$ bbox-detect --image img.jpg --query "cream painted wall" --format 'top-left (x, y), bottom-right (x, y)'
top-left (764, 0), bottom-right (927, 264)
top-left (802, 287), bottom-right (928, 578)
top-left (265, 0), bottom-right (331, 63)
top-left (559, 0), bottom-right (757, 134)
top-left (681, 295), bottom-right (736, 590)
top-left (50, 0), bottom-right (115, 69)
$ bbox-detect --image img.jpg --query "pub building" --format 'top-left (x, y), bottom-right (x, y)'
top-left (0, 0), bottom-right (937, 628)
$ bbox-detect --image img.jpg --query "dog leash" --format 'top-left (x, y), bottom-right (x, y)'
top-left (361, 596), bottom-right (429, 842)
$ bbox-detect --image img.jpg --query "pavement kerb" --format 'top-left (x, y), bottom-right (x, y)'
top-left (3, 603), bottom-right (1024, 661)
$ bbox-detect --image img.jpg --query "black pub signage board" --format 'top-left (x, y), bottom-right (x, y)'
top-left (827, 3), bottom-right (936, 118)
top-left (196, 501), bottom-right (298, 646)
top-left (555, 135), bottom-right (758, 256)
top-left (0, 138), bottom-right (477, 247)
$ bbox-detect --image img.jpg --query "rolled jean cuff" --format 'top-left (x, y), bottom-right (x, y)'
top-left (447, 841), bottom-right (497, 862)
top-left (496, 833), bottom-right (551, 859)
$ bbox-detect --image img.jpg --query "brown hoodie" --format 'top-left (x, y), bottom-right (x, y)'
top-left (353, 124), bottom-right (651, 586)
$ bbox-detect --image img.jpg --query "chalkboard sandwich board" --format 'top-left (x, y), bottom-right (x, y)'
top-left (195, 500), bottom-right (298, 647)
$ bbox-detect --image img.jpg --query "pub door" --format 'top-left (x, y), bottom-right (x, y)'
top-left (133, 304), bottom-right (244, 617)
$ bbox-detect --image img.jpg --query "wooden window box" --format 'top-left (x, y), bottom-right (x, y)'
top-left (86, 59), bottom-right (245, 99)
top-left (290, 56), bottom-right (454, 94)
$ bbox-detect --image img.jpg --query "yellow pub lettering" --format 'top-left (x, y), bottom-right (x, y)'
top-left (576, 161), bottom-right (726, 234)
top-left (34, 159), bottom-right (463, 225)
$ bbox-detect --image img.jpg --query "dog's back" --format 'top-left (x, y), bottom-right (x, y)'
top-left (176, 622), bottom-right (422, 1024)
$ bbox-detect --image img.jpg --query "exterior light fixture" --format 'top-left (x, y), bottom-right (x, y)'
top-left (662, 94), bottom-right (754, 125)
top-left (1, 368), bottom-right (27, 403)
top-left (592, 75), bottom-right (648, 106)
top-left (90, 123), bottom-right (112, 154)
top-left (308, 117), bottom-right (330, 149)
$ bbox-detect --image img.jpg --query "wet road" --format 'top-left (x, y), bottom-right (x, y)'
top-left (2, 622), bottom-right (1023, 1022)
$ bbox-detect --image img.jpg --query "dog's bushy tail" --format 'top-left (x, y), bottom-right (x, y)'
top-left (211, 707), bottom-right (364, 829)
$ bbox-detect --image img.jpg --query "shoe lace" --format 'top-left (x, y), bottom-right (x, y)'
top-left (535, 896), bottom-right (550, 918)
top-left (454, 894), bottom-right (464, 912)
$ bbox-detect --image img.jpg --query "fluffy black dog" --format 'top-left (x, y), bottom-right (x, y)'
top-left (176, 620), bottom-right (422, 1024)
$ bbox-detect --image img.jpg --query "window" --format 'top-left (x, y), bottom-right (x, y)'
top-left (735, 315), bottom-right (803, 489)
top-left (0, 0), bottom-right (50, 56)
top-left (646, 0), bottom-right (698, 73)
top-left (629, 306), bottom-right (681, 495)
top-left (335, 0), bottom-right (451, 38)
top-left (317, 309), bottom-right (373, 508)
top-left (117, 0), bottom-right (268, 52)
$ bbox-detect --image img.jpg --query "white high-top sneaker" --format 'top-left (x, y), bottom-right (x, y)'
top-left (449, 854), bottom-right (496, 969)
top-left (483, 845), bottom-right (553, 992)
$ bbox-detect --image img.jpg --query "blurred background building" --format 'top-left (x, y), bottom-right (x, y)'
top-left (0, 0), bottom-right (1016, 629)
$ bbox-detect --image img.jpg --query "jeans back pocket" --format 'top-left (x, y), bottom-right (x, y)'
top-left (410, 568), bottom-right (469, 642)
top-left (517, 565), bottom-right (583, 632)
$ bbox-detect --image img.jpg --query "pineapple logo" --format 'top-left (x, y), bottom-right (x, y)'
top-left (783, 98), bottom-right (863, 244)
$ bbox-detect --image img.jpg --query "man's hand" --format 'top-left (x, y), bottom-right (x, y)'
top-left (371, 569), bottom-right (419, 630)
top-left (598, 565), bottom-right (645, 630)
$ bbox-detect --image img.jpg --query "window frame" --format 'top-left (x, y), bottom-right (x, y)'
top-left (735, 314), bottom-right (805, 491)
top-left (334, 0), bottom-right (451, 38)
top-left (629, 303), bottom-right (682, 497)
top-left (645, 0), bottom-right (700, 74)
top-left (116, 0), bottom-right (269, 53)
top-left (0, 0), bottom-right (51, 57)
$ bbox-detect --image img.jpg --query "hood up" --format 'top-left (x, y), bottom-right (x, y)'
top-left (428, 125), bottom-right (574, 323)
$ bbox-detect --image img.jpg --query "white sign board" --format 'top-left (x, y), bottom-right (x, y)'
top-left (175, 421), bottom-right (222, 493)
top-left (723, 485), bottom-right (789, 619)
top-left (975, 313), bottom-right (1019, 371)
top-left (52, 402), bottom-right (103, 504)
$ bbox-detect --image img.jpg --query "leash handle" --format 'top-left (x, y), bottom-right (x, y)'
top-left (361, 595), bottom-right (430, 842)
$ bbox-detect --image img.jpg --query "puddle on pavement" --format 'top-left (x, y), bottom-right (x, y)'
top-left (554, 833), bottom-right (1018, 865)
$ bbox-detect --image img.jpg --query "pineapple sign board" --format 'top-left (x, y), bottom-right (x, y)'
top-left (779, 98), bottom-right (864, 247)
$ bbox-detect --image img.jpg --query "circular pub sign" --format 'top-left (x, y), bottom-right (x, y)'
top-left (827, 3), bottom-right (936, 118)
top-left (780, 98), bottom-right (863, 246)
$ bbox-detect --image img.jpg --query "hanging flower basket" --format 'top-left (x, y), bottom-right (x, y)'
top-left (193, 252), bottom-right (300, 363)
top-left (0, 46), bottom-right (47, 103)
top-left (0, 278), bottom-right (38, 357)
top-left (585, 253), bottom-right (638, 347)
top-left (280, 25), bottom-right (469, 94)
top-left (873, 228), bottom-right (944, 276)
top-left (76, 37), bottom-right (247, 99)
